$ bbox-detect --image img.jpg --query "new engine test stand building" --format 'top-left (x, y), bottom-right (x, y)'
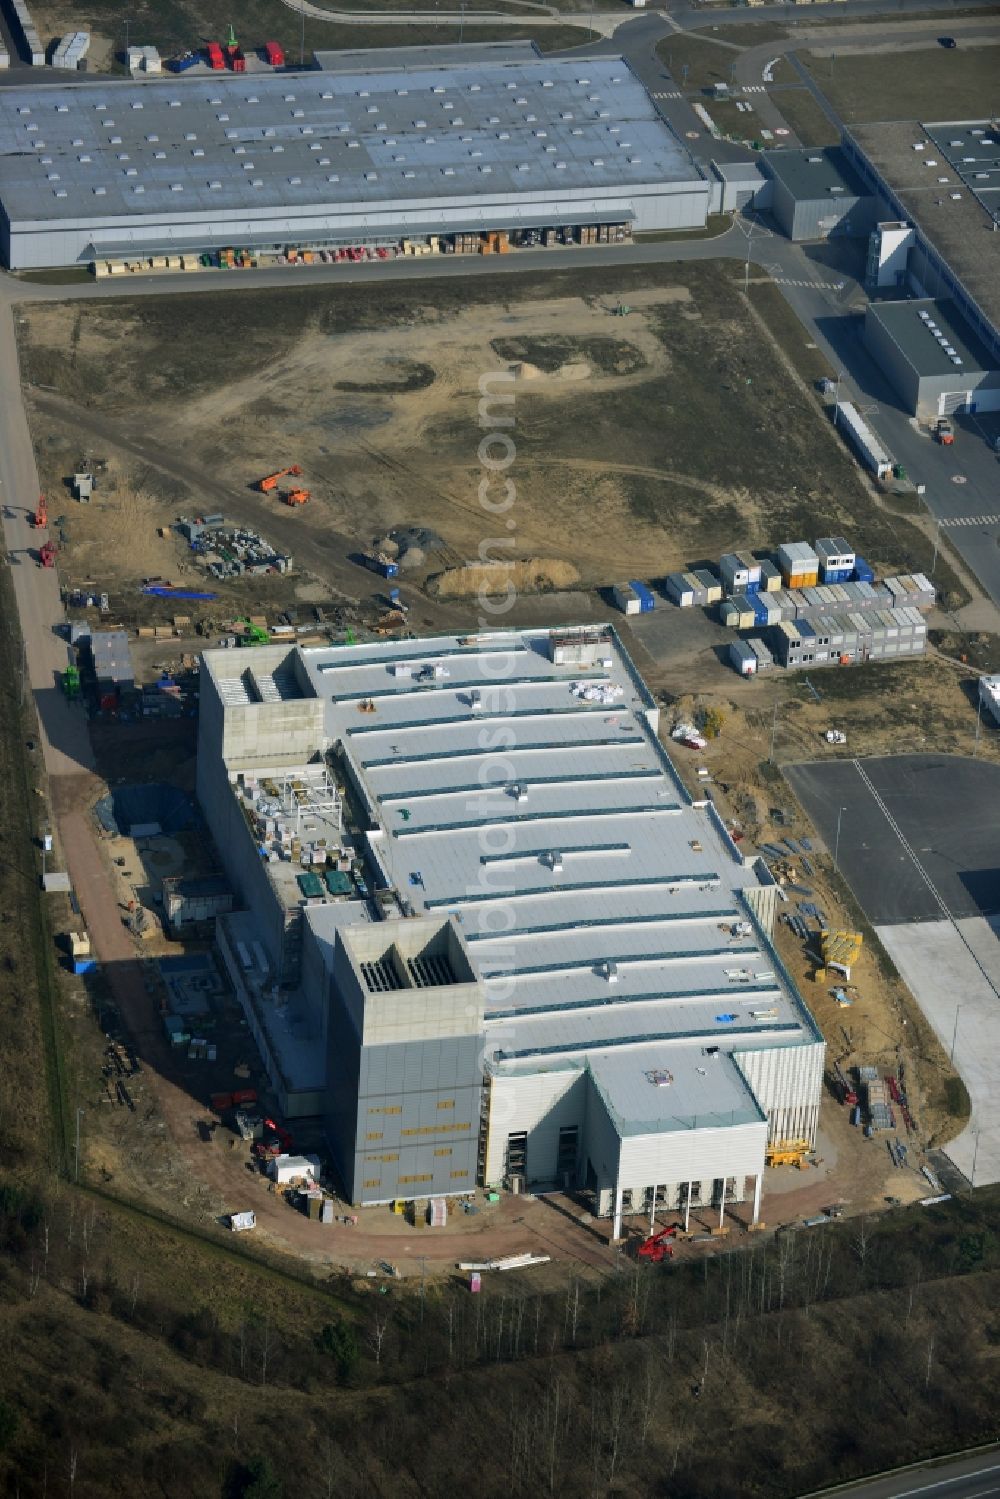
top-left (197, 627), bottom-right (825, 1236)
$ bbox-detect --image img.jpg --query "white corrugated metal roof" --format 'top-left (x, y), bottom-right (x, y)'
top-left (0, 56), bottom-right (700, 225)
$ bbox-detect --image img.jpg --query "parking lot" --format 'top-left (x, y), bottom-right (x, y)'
top-left (786, 753), bottom-right (1000, 1186)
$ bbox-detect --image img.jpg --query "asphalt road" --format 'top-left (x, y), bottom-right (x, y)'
top-left (784, 755), bottom-right (1000, 926)
top-left (806, 1449), bottom-right (1000, 1499)
top-left (0, 302), bottom-right (94, 778)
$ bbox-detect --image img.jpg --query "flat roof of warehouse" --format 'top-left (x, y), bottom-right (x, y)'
top-left (761, 144), bottom-right (868, 202)
top-left (276, 628), bottom-right (821, 1070)
top-left (867, 297), bottom-right (996, 378)
top-left (848, 120), bottom-right (1000, 346)
top-left (0, 56), bottom-right (700, 224)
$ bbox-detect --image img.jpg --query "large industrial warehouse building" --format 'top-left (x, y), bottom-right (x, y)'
top-left (0, 45), bottom-right (710, 268)
top-left (197, 627), bottom-right (825, 1233)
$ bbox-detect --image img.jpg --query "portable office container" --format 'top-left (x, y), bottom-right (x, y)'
top-left (729, 639), bottom-right (757, 677)
top-left (749, 638), bottom-right (774, 670)
top-left (758, 559), bottom-right (781, 593)
top-left (613, 582), bottom-right (641, 616)
top-left (665, 572), bottom-right (695, 608)
top-left (720, 597), bottom-right (751, 630)
top-left (778, 541), bottom-right (820, 588)
top-left (816, 537), bottom-right (856, 582)
top-left (719, 551), bottom-right (762, 596)
top-left (692, 568), bottom-right (722, 604)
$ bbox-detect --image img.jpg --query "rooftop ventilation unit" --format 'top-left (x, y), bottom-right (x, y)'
top-left (952, 356), bottom-right (964, 365)
top-left (807, 154), bottom-right (822, 163)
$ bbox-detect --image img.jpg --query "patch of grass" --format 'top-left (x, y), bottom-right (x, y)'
top-left (770, 86), bottom-right (840, 147)
top-left (944, 1073), bottom-right (972, 1121)
top-left (31, 0), bottom-right (587, 60)
top-left (17, 268), bottom-right (93, 286)
top-left (655, 34), bottom-right (738, 91)
top-left (800, 41), bottom-right (1000, 125)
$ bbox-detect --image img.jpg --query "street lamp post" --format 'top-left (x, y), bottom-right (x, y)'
top-left (950, 1004), bottom-right (962, 1064)
top-left (833, 805), bottom-right (847, 874)
top-left (931, 518), bottom-right (943, 577)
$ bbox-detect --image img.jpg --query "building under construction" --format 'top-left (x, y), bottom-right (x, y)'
top-left (197, 627), bottom-right (825, 1231)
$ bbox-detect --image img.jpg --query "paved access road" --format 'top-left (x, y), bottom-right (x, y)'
top-left (806, 1450), bottom-right (1000, 1499)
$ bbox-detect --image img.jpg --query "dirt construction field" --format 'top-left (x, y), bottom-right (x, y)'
top-left (18, 261), bottom-right (952, 653)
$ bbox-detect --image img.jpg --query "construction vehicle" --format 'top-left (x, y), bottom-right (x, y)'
top-left (263, 1117), bottom-right (294, 1152)
top-left (257, 464), bottom-right (302, 493)
top-left (637, 1226), bottom-right (677, 1262)
top-left (62, 663), bottom-right (81, 700)
top-left (38, 540), bottom-right (57, 568)
top-left (235, 619), bottom-right (269, 647)
top-left (934, 417), bottom-right (955, 446)
top-left (205, 39), bottom-right (225, 69)
top-left (361, 550), bottom-right (399, 579)
top-left (32, 493), bottom-right (47, 529)
top-left (281, 488), bottom-right (310, 507)
top-left (766, 1138), bottom-right (811, 1169)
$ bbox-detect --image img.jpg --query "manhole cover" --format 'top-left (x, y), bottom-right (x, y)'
top-left (951, 474), bottom-right (967, 484)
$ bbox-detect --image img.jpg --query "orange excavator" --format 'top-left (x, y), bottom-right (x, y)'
top-left (32, 493), bottom-right (47, 529)
top-left (257, 464), bottom-right (302, 493)
top-left (281, 488), bottom-right (310, 507)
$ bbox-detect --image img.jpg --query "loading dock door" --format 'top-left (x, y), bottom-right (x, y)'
top-left (938, 389), bottom-right (972, 416)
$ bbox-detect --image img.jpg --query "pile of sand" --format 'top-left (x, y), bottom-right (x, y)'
top-left (431, 557), bottom-right (580, 599)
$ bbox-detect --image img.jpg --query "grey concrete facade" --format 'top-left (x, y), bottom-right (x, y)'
top-left (325, 917), bottom-right (484, 1204)
top-left (863, 298), bottom-right (1000, 417)
top-left (761, 146), bottom-right (875, 242)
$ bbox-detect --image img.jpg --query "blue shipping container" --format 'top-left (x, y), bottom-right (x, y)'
top-left (629, 581), bottom-right (655, 613)
top-left (170, 51), bottom-right (199, 71)
top-left (823, 567), bottom-right (852, 584)
top-left (853, 558), bottom-right (874, 583)
top-left (72, 958), bottom-right (97, 976)
top-left (745, 579), bottom-right (760, 596)
top-left (752, 597), bottom-right (769, 624)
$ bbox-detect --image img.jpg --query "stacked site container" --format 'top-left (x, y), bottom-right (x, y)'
top-left (12, 0), bottom-right (44, 64)
top-left (631, 581), bottom-right (655, 613)
top-left (52, 30), bottom-right (90, 69)
top-left (765, 606), bottom-right (926, 669)
top-left (778, 541), bottom-right (820, 590)
top-left (853, 557), bottom-right (875, 584)
top-left (815, 537), bottom-right (856, 584)
top-left (719, 551), bottom-right (762, 597)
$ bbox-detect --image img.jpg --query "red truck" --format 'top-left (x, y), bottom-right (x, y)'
top-left (205, 41), bottom-right (225, 70)
top-left (263, 40), bottom-right (284, 67)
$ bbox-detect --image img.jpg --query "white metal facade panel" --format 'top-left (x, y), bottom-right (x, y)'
top-left (735, 1041), bottom-right (825, 1146)
top-left (484, 1067), bottom-right (584, 1184)
top-left (617, 1118), bottom-right (767, 1193)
